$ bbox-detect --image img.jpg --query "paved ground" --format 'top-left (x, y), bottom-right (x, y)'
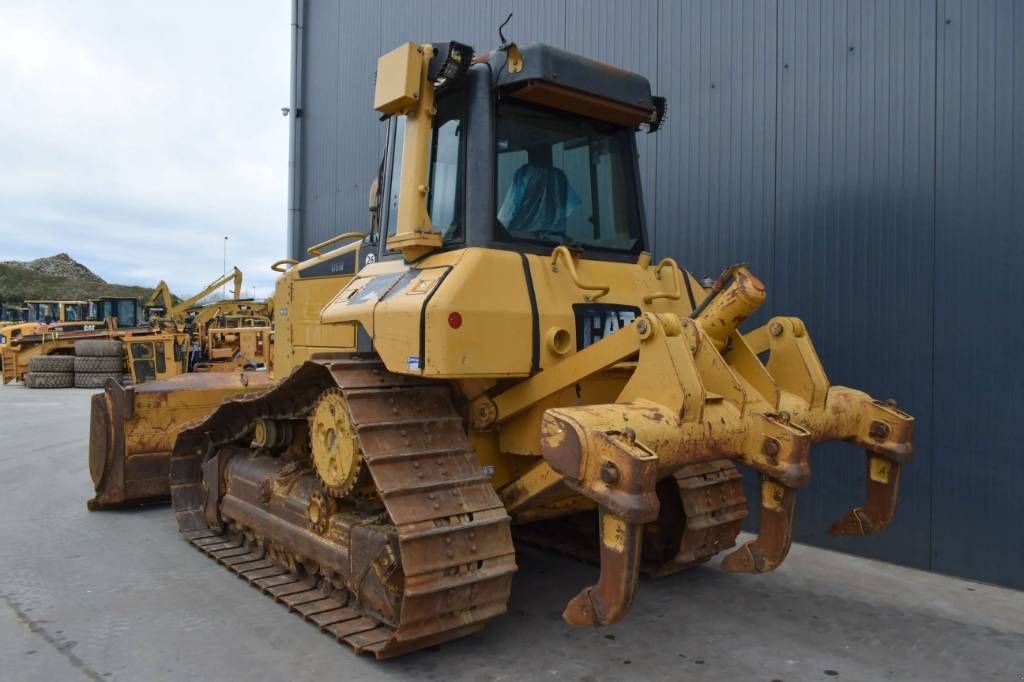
top-left (0, 385), bottom-right (1022, 682)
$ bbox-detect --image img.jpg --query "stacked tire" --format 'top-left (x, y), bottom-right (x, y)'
top-left (73, 340), bottom-right (124, 389)
top-left (24, 355), bottom-right (75, 389)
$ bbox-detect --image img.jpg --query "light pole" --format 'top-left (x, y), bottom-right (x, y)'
top-left (222, 236), bottom-right (228, 299)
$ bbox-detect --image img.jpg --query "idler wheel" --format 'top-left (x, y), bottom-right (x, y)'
top-left (307, 489), bottom-right (336, 535)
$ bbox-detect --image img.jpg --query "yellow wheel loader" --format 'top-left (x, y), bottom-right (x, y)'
top-left (88, 41), bottom-right (914, 658)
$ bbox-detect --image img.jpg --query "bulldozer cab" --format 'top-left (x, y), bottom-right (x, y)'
top-left (26, 300), bottom-right (90, 325)
top-left (126, 335), bottom-right (187, 384)
top-left (89, 297), bottom-right (144, 329)
top-left (366, 42), bottom-right (656, 267)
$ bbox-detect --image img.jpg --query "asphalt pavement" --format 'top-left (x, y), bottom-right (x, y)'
top-left (1, 384), bottom-right (1021, 681)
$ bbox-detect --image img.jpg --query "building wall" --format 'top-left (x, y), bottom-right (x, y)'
top-left (289, 0), bottom-right (1024, 589)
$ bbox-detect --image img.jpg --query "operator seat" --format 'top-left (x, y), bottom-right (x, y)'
top-left (498, 144), bottom-right (581, 234)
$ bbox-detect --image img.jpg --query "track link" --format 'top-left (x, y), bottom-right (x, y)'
top-left (512, 459), bottom-right (748, 576)
top-left (643, 459), bottom-right (749, 576)
top-left (170, 358), bottom-right (517, 658)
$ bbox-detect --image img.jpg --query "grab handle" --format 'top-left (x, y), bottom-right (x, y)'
top-left (550, 246), bottom-right (610, 301)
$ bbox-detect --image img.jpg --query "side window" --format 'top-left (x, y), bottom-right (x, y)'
top-left (130, 342), bottom-right (156, 383)
top-left (385, 117), bottom-right (406, 241)
top-left (385, 91), bottom-right (464, 249)
top-left (118, 300), bottom-right (137, 327)
top-left (428, 93), bottom-right (463, 241)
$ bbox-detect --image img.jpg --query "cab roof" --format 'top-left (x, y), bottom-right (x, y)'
top-left (486, 43), bottom-right (663, 128)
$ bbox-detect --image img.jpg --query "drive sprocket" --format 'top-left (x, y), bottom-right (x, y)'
top-left (308, 387), bottom-right (368, 497)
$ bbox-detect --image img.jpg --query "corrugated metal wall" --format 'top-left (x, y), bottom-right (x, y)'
top-left (932, 0), bottom-right (1023, 586)
top-left (291, 0), bottom-right (1024, 589)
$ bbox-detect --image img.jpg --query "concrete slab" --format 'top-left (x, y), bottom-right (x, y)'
top-left (1, 384), bottom-right (1021, 681)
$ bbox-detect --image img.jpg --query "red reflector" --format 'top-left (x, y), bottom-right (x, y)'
top-left (448, 312), bottom-right (463, 329)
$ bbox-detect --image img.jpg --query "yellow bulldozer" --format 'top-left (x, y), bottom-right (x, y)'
top-left (87, 40), bottom-right (914, 658)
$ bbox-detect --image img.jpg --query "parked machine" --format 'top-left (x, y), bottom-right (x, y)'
top-left (145, 268), bottom-right (244, 326)
top-left (87, 40), bottom-right (915, 658)
top-left (3, 270), bottom-right (272, 386)
top-left (147, 267), bottom-right (272, 371)
top-left (1, 299), bottom-right (105, 364)
top-left (1, 298), bottom-right (155, 385)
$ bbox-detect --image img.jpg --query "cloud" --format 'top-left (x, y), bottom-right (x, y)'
top-left (0, 0), bottom-right (290, 299)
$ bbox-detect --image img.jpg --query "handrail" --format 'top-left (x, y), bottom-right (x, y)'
top-left (549, 246), bottom-right (610, 301)
top-left (306, 231), bottom-right (365, 257)
top-left (270, 259), bottom-right (299, 273)
top-left (643, 257), bottom-right (683, 303)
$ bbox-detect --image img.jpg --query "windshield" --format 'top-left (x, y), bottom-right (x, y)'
top-left (495, 101), bottom-right (643, 253)
top-left (29, 303), bottom-right (58, 323)
top-left (65, 303), bottom-right (89, 321)
top-left (115, 300), bottom-right (138, 327)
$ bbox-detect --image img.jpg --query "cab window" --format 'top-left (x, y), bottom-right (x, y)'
top-left (130, 342), bottom-right (156, 383)
top-left (495, 101), bottom-right (643, 254)
top-left (428, 90), bottom-right (464, 242)
top-left (155, 342), bottom-right (166, 374)
top-left (385, 89), bottom-right (465, 248)
top-left (117, 300), bottom-right (138, 327)
top-left (385, 117), bottom-right (406, 242)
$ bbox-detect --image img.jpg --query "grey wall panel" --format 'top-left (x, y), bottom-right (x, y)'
top-left (771, 0), bottom-right (936, 568)
top-left (298, 0), bottom-right (341, 250)
top-left (377, 1), bottom-right (565, 60)
top-left (565, 0), bottom-right (659, 229)
top-left (329, 0), bottom-right (385, 240)
top-left (932, 0), bottom-right (1024, 588)
top-left (654, 0), bottom-right (778, 283)
top-left (297, 0), bottom-right (384, 249)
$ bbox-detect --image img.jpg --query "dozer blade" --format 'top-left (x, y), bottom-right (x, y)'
top-left (88, 371), bottom-right (272, 510)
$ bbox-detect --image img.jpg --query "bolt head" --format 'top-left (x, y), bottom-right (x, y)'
top-left (600, 461), bottom-right (620, 485)
top-left (869, 421), bottom-right (891, 439)
top-left (762, 437), bottom-right (781, 457)
top-left (769, 322), bottom-right (784, 337)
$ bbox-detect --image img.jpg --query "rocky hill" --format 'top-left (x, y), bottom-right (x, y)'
top-left (0, 253), bottom-right (160, 303)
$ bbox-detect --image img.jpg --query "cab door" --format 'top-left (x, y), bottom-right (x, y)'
top-left (128, 340), bottom-right (162, 384)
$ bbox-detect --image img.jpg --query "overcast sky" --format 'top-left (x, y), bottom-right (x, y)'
top-left (0, 1), bottom-right (290, 299)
